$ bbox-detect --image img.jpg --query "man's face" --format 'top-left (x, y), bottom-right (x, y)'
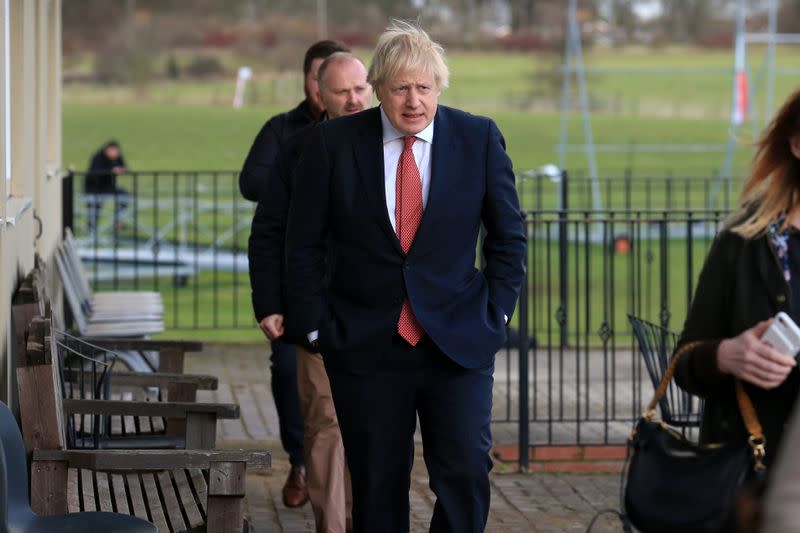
top-left (375, 68), bottom-right (439, 135)
top-left (318, 59), bottom-right (372, 119)
top-left (304, 57), bottom-right (326, 116)
top-left (104, 145), bottom-right (120, 160)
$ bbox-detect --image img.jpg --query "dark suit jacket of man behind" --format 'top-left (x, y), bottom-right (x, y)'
top-left (286, 104), bottom-right (525, 373)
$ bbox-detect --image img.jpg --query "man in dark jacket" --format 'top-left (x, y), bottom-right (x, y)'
top-left (84, 140), bottom-right (129, 234)
top-left (250, 51), bottom-right (371, 532)
top-left (241, 40), bottom-right (348, 509)
top-left (238, 40), bottom-right (349, 202)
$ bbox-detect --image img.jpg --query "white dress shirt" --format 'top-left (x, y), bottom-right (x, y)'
top-left (380, 106), bottom-right (434, 230)
top-left (307, 109), bottom-right (436, 344)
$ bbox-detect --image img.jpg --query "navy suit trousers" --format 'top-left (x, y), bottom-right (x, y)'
top-left (270, 339), bottom-right (305, 467)
top-left (327, 336), bottom-right (494, 533)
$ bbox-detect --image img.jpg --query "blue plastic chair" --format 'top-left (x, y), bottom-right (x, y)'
top-left (0, 400), bottom-right (157, 533)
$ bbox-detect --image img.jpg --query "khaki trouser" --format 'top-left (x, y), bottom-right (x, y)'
top-left (295, 345), bottom-right (352, 533)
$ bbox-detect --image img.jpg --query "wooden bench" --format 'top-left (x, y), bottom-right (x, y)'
top-left (60, 227), bottom-right (164, 317)
top-left (20, 312), bottom-right (238, 451)
top-left (31, 262), bottom-right (192, 372)
top-left (16, 310), bottom-right (270, 532)
top-left (17, 272), bottom-right (214, 442)
top-left (0, 399), bottom-right (157, 532)
top-left (38, 241), bottom-right (166, 338)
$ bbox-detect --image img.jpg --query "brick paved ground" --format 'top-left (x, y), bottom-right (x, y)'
top-left (186, 343), bottom-right (626, 533)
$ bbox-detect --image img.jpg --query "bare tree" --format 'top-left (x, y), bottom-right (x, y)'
top-left (659, 0), bottom-right (727, 42)
top-left (611, 0), bottom-right (636, 42)
top-left (509, 0), bottom-right (538, 31)
top-left (779, 0), bottom-right (800, 32)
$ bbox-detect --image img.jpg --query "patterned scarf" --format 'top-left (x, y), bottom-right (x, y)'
top-left (768, 217), bottom-right (791, 282)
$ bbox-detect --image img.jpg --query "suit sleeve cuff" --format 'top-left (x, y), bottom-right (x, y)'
top-left (307, 330), bottom-right (319, 343)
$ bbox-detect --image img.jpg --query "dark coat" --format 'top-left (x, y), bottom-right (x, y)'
top-left (675, 228), bottom-right (800, 462)
top-left (85, 149), bottom-right (126, 194)
top-left (284, 105), bottom-right (527, 374)
top-left (248, 122), bottom-right (317, 325)
top-left (238, 100), bottom-right (316, 202)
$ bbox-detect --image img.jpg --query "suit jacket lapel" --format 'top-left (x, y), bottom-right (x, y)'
top-left (353, 108), bottom-right (404, 255)
top-left (413, 106), bottom-right (459, 250)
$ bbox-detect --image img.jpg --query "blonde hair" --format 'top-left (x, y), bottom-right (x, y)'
top-left (726, 86), bottom-right (800, 238)
top-left (368, 19), bottom-right (449, 91)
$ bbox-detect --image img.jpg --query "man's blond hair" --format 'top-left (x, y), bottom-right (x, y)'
top-left (368, 20), bottom-right (449, 91)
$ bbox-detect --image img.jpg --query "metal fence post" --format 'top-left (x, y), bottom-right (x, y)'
top-left (558, 170), bottom-right (569, 348)
top-left (61, 170), bottom-right (74, 330)
top-left (659, 220), bottom-right (670, 327)
top-left (518, 242), bottom-right (530, 472)
top-left (61, 170), bottom-right (73, 235)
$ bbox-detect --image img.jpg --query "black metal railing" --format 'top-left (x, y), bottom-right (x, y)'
top-left (492, 208), bottom-right (727, 469)
top-left (63, 171), bottom-right (733, 456)
top-left (64, 170), bottom-right (254, 331)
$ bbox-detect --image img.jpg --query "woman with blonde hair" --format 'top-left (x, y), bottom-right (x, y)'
top-left (674, 87), bottom-right (800, 462)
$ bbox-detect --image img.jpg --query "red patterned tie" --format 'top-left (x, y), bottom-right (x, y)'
top-left (396, 136), bottom-right (425, 345)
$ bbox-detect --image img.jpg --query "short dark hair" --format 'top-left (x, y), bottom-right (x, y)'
top-left (103, 140), bottom-right (120, 150)
top-left (303, 40), bottom-right (350, 76)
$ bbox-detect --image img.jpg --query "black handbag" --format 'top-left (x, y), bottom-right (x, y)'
top-left (623, 340), bottom-right (767, 533)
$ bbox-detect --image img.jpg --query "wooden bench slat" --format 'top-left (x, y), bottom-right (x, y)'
top-left (36, 449), bottom-right (271, 470)
top-left (80, 468), bottom-right (96, 511)
top-left (67, 468), bottom-right (80, 513)
top-left (139, 413), bottom-right (152, 434)
top-left (111, 415), bottom-right (123, 436)
top-left (110, 473), bottom-right (130, 515)
top-left (82, 338), bottom-right (201, 352)
top-left (107, 372), bottom-right (217, 389)
top-left (188, 469), bottom-right (208, 515)
top-left (138, 389), bottom-right (159, 435)
top-left (157, 470), bottom-right (187, 532)
top-left (63, 398), bottom-right (240, 419)
top-left (174, 469), bottom-right (204, 528)
top-left (126, 473), bottom-right (149, 522)
top-left (152, 416), bottom-right (165, 433)
top-left (141, 473), bottom-right (170, 533)
top-left (95, 471), bottom-right (114, 512)
top-left (121, 391), bottom-right (136, 435)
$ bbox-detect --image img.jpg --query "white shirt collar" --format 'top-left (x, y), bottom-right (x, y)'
top-left (380, 106), bottom-right (435, 145)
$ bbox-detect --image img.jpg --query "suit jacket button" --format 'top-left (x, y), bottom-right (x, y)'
top-left (404, 262), bottom-right (410, 270)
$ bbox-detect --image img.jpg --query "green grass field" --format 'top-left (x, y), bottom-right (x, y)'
top-left (63, 47), bottom-right (797, 341)
top-left (65, 47), bottom-right (800, 177)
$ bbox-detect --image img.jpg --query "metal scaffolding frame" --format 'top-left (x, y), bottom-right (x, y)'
top-left (557, 0), bottom-right (798, 210)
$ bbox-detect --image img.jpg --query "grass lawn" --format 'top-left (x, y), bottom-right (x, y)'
top-left (65, 46), bottom-right (789, 341)
top-left (64, 104), bottom-right (757, 179)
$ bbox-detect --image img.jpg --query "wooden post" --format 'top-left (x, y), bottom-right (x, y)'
top-left (165, 382), bottom-right (198, 438)
top-left (185, 412), bottom-right (217, 449)
top-left (206, 461), bottom-right (246, 533)
top-left (17, 364), bottom-right (66, 453)
top-left (30, 460), bottom-right (69, 515)
top-left (158, 347), bottom-right (185, 374)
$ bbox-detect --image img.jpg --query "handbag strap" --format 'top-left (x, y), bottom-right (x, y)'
top-left (643, 339), bottom-right (767, 471)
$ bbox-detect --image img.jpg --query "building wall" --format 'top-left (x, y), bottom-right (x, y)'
top-left (0, 0), bottom-right (61, 405)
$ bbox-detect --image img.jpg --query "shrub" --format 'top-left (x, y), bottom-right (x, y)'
top-left (185, 55), bottom-right (224, 78)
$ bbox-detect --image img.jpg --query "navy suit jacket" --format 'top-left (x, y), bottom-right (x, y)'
top-left (285, 105), bottom-right (526, 373)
